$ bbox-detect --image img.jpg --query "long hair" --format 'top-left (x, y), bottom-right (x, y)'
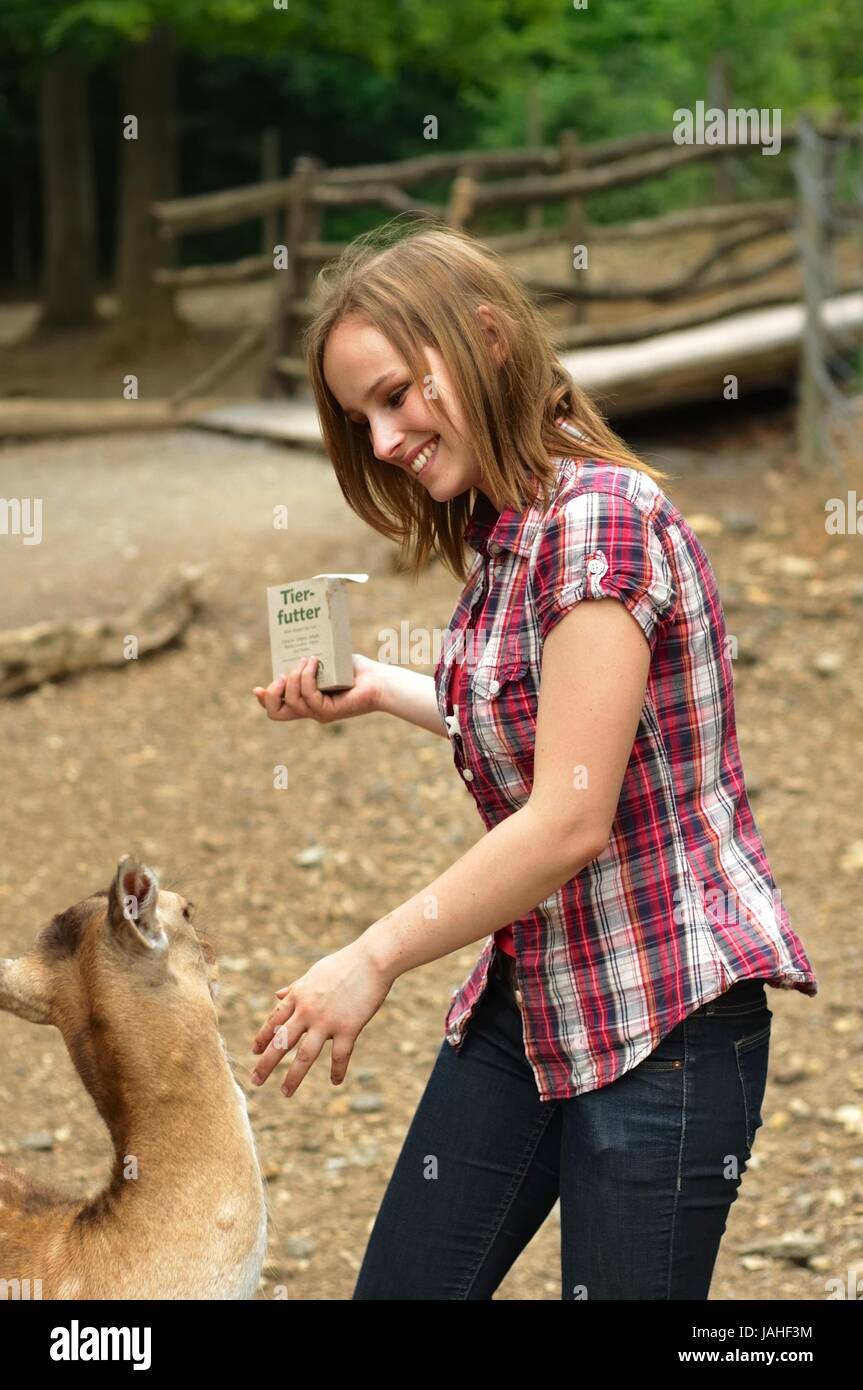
top-left (303, 216), bottom-right (672, 584)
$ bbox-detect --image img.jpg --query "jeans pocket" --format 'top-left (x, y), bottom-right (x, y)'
top-left (734, 1018), bottom-right (771, 1149)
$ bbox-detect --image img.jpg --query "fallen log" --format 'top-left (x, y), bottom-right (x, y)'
top-left (563, 290), bottom-right (863, 418)
top-left (0, 398), bottom-right (218, 439)
top-left (0, 565), bottom-right (206, 697)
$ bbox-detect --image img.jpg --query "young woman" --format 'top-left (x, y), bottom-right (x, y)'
top-left (249, 220), bottom-right (818, 1300)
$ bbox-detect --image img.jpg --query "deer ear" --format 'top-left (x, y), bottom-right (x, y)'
top-left (108, 853), bottom-right (166, 955)
top-left (0, 956), bottom-right (52, 1024)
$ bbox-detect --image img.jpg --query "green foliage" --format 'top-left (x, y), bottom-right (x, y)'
top-left (4, 0), bottom-right (860, 123)
top-left (2, 0), bottom-right (861, 279)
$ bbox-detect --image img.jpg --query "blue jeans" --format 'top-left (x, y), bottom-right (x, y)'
top-left (353, 945), bottom-right (772, 1300)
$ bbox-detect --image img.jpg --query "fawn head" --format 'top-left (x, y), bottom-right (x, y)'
top-left (0, 855), bottom-right (218, 1104)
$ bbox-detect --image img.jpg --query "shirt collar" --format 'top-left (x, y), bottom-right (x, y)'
top-left (462, 418), bottom-right (586, 558)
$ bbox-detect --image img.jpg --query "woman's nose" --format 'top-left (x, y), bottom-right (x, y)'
top-left (371, 422), bottom-right (404, 464)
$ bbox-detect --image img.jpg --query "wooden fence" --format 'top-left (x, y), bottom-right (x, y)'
top-left (795, 115), bottom-right (863, 476)
top-left (149, 120), bottom-right (859, 401)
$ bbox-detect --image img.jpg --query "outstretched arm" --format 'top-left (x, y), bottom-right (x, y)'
top-left (250, 597), bottom-right (652, 1094)
top-left (375, 662), bottom-right (449, 739)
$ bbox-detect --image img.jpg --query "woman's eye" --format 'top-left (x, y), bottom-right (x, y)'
top-left (347, 385), bottom-right (408, 432)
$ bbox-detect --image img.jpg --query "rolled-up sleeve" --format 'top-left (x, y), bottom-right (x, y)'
top-left (532, 490), bottom-right (677, 651)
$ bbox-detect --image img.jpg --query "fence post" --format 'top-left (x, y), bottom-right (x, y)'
top-left (525, 78), bottom-right (543, 229)
top-left (262, 153), bottom-right (322, 399)
top-left (447, 164), bottom-right (479, 230)
top-left (559, 128), bottom-right (586, 325)
top-left (795, 115), bottom-right (827, 474)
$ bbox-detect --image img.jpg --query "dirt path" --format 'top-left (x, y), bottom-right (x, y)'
top-left (0, 413), bottom-right (861, 1299)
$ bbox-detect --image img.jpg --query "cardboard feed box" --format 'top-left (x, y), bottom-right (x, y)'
top-left (267, 573), bottom-right (369, 692)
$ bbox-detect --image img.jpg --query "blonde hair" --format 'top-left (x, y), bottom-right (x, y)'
top-left (304, 216), bottom-right (673, 584)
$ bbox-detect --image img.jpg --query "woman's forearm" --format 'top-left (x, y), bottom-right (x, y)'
top-left (359, 803), bottom-right (603, 980)
top-left (375, 662), bottom-right (449, 738)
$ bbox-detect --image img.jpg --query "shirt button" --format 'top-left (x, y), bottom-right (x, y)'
top-left (488, 678), bottom-right (500, 694)
top-left (462, 767), bottom-right (474, 781)
top-left (587, 555), bottom-right (606, 576)
top-left (488, 542), bottom-right (501, 556)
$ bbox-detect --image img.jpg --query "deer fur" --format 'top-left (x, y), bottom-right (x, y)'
top-left (0, 855), bottom-right (268, 1299)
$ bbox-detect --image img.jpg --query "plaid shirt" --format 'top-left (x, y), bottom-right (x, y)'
top-left (434, 420), bottom-right (817, 1102)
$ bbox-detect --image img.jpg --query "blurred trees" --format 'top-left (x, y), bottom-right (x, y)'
top-left (0, 0), bottom-right (859, 335)
top-left (40, 46), bottom-right (97, 326)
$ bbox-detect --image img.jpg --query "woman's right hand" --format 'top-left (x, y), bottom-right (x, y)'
top-left (253, 653), bottom-right (385, 724)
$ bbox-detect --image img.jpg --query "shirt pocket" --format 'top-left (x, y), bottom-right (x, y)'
top-left (468, 653), bottom-right (536, 766)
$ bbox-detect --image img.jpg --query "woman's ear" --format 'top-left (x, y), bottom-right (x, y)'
top-left (475, 303), bottom-right (508, 366)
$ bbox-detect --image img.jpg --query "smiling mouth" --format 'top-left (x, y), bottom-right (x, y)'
top-left (409, 436), bottom-right (439, 476)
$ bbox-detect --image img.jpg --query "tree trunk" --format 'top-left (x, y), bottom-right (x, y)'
top-left (115, 25), bottom-right (180, 340)
top-left (39, 50), bottom-right (97, 326)
top-left (12, 178), bottom-right (33, 289)
top-left (708, 51), bottom-right (736, 204)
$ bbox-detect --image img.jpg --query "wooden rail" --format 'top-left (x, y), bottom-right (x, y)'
top-left (148, 120), bottom-right (857, 398)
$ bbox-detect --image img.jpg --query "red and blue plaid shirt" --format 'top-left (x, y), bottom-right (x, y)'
top-left (434, 419), bottom-right (817, 1102)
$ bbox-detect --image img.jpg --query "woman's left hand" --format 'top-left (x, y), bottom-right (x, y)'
top-left (249, 941), bottom-right (394, 1096)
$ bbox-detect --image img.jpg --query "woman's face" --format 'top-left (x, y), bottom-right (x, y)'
top-left (323, 313), bottom-right (500, 507)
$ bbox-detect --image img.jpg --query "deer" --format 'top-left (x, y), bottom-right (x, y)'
top-left (0, 854), bottom-right (268, 1299)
